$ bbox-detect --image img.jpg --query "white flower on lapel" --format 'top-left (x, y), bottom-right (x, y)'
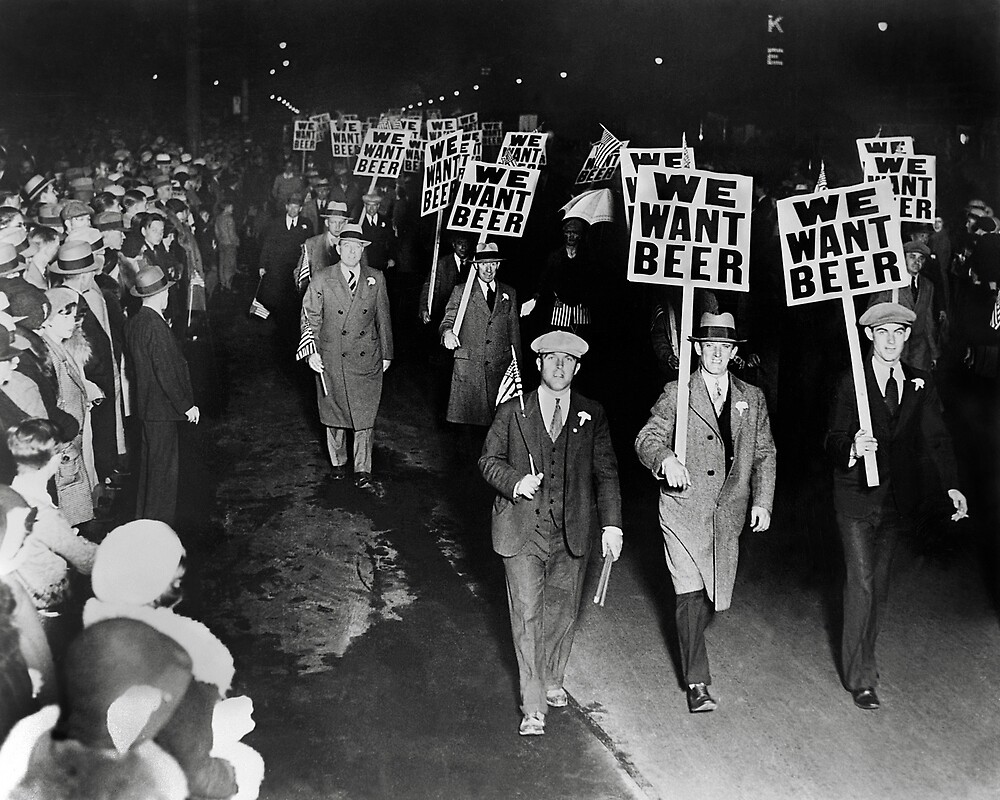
top-left (735, 400), bottom-right (749, 417)
top-left (502, 292), bottom-right (510, 303)
top-left (366, 276), bottom-right (376, 287)
top-left (912, 378), bottom-right (925, 391)
top-left (577, 411), bottom-right (591, 427)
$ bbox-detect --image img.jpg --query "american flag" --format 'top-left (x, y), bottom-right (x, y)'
top-left (815, 160), bottom-right (828, 192)
top-left (495, 347), bottom-right (524, 409)
top-left (497, 149), bottom-right (520, 167)
top-left (592, 125), bottom-right (623, 166)
top-left (249, 299), bottom-right (270, 319)
top-left (990, 292), bottom-right (1000, 331)
top-left (294, 245), bottom-right (311, 291)
top-left (296, 320), bottom-right (317, 361)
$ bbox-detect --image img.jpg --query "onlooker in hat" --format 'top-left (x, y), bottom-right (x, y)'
top-left (271, 159), bottom-right (305, 212)
top-left (301, 177), bottom-right (332, 234)
top-left (635, 311), bottom-right (776, 713)
top-left (299, 223), bottom-right (393, 496)
top-left (35, 204), bottom-right (63, 236)
top-left (214, 198), bottom-right (240, 295)
top-left (60, 199), bottom-right (93, 235)
top-left (419, 232), bottom-right (472, 326)
top-left (20, 175), bottom-right (55, 208)
top-left (357, 191), bottom-right (395, 272)
top-left (331, 161), bottom-right (362, 221)
top-left (69, 176), bottom-right (95, 202)
top-left (479, 330), bottom-right (622, 736)
top-left (152, 174), bottom-right (173, 210)
top-left (6, 418), bottom-right (97, 612)
top-left (24, 226), bottom-right (59, 290)
top-left (294, 200), bottom-right (350, 292)
top-left (439, 242), bottom-right (522, 433)
top-left (121, 189), bottom-right (148, 232)
top-left (257, 193), bottom-right (312, 336)
top-left (122, 266), bottom-right (199, 525)
top-left (826, 302), bottom-right (967, 711)
top-left (866, 240), bottom-right (940, 371)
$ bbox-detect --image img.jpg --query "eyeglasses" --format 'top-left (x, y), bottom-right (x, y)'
top-left (541, 352), bottom-right (578, 366)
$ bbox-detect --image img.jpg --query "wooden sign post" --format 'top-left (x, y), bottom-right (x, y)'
top-left (777, 178), bottom-right (909, 486)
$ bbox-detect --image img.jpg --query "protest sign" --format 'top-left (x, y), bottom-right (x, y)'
top-left (400, 117), bottom-right (421, 135)
top-left (576, 140), bottom-right (629, 184)
top-left (777, 179), bottom-right (907, 486)
top-left (498, 131), bottom-right (548, 168)
top-left (421, 130), bottom-right (468, 216)
top-left (860, 153), bottom-right (936, 223)
top-left (309, 113), bottom-right (331, 139)
top-left (353, 128), bottom-right (414, 182)
top-left (620, 147), bottom-right (696, 226)
top-left (427, 118), bottom-right (459, 140)
top-left (329, 119), bottom-right (362, 158)
top-left (449, 160), bottom-right (540, 237)
top-left (340, 114), bottom-right (359, 121)
top-left (519, 114), bottom-right (539, 132)
top-left (404, 139), bottom-right (424, 174)
top-left (482, 122), bottom-right (504, 146)
top-left (376, 114), bottom-right (403, 130)
top-left (458, 112), bottom-right (478, 132)
top-left (460, 129), bottom-right (483, 161)
top-left (292, 120), bottom-right (318, 151)
top-left (855, 136), bottom-right (913, 165)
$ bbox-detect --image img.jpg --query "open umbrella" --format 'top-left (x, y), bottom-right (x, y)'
top-left (560, 188), bottom-right (615, 225)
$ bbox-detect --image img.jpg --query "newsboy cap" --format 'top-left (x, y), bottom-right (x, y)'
top-left (530, 330), bottom-right (590, 358)
top-left (858, 302), bottom-right (917, 328)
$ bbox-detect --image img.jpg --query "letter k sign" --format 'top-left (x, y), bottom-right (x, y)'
top-left (768, 15), bottom-right (784, 34)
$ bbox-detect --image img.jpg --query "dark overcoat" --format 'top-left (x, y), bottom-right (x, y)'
top-left (301, 262), bottom-right (393, 430)
top-left (635, 372), bottom-right (776, 611)
top-left (479, 389), bottom-right (621, 558)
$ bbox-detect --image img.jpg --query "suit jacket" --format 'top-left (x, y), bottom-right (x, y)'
top-left (635, 371), bottom-right (776, 611)
top-left (419, 253), bottom-right (469, 322)
top-left (300, 262), bottom-right (393, 430)
top-left (439, 280), bottom-right (521, 426)
top-left (825, 359), bottom-right (959, 519)
top-left (123, 307), bottom-right (194, 421)
top-left (480, 389), bottom-right (621, 558)
top-left (358, 213), bottom-right (394, 271)
top-left (257, 215), bottom-right (313, 312)
top-left (295, 233), bottom-right (337, 292)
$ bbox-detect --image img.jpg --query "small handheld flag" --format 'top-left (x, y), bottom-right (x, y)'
top-left (496, 346), bottom-right (523, 409)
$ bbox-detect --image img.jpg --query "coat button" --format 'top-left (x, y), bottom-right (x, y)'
top-left (338, 310), bottom-right (343, 315)
top-left (360, 351), bottom-right (365, 356)
top-left (342, 330), bottom-right (347, 335)
top-left (707, 434), bottom-right (714, 440)
top-left (707, 470), bottom-right (715, 476)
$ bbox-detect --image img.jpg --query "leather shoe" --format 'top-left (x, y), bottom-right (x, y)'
top-left (851, 687), bottom-right (880, 710)
top-left (686, 683), bottom-right (717, 713)
top-left (354, 473), bottom-right (385, 498)
top-left (330, 465), bottom-right (348, 480)
top-left (545, 687), bottom-right (568, 708)
top-left (518, 711), bottom-right (545, 736)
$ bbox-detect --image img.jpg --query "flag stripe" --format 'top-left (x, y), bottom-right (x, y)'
top-left (495, 353), bottom-right (523, 407)
top-left (593, 126), bottom-right (622, 165)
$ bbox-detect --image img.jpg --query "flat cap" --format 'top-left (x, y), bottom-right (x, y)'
top-left (859, 302), bottom-right (917, 328)
top-left (530, 330), bottom-right (589, 358)
top-left (903, 240), bottom-right (931, 257)
top-left (60, 199), bottom-right (92, 220)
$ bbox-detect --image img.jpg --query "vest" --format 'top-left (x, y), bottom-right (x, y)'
top-left (716, 393), bottom-right (734, 475)
top-left (539, 421), bottom-right (569, 530)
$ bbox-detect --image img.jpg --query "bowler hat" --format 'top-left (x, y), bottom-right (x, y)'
top-left (50, 241), bottom-right (98, 275)
top-left (472, 242), bottom-right (504, 262)
top-left (338, 223), bottom-right (370, 246)
top-left (130, 264), bottom-right (175, 298)
top-left (530, 330), bottom-right (589, 358)
top-left (689, 312), bottom-right (745, 343)
top-left (858, 302), bottom-right (916, 328)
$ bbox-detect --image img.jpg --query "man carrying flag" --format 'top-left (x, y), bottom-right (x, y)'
top-left (480, 331), bottom-right (622, 737)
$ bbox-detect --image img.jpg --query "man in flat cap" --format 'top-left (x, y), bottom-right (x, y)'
top-left (635, 311), bottom-right (776, 713)
top-left (826, 301), bottom-right (967, 711)
top-left (298, 223), bottom-right (393, 497)
top-left (480, 330), bottom-right (622, 736)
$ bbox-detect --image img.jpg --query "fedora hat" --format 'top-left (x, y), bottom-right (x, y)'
top-left (66, 227), bottom-right (106, 254)
top-left (321, 201), bottom-right (350, 219)
top-left (0, 243), bottom-right (24, 278)
top-left (472, 242), bottom-right (504, 262)
top-left (130, 264), bottom-right (176, 298)
top-left (50, 240), bottom-right (98, 275)
top-left (21, 174), bottom-right (54, 203)
top-left (689, 312), bottom-right (745, 343)
top-left (337, 223), bottom-right (370, 246)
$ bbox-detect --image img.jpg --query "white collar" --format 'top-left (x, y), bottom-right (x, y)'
top-left (871, 358), bottom-right (904, 396)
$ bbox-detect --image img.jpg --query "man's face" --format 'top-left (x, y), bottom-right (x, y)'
top-left (363, 200), bottom-right (380, 217)
top-left (39, 186), bottom-right (58, 205)
top-left (316, 186), bottom-right (331, 200)
top-left (695, 341), bottom-right (737, 377)
top-left (476, 259), bottom-right (498, 284)
top-left (326, 215), bottom-right (348, 237)
top-left (3, 214), bottom-right (25, 232)
top-left (563, 224), bottom-right (582, 247)
top-left (37, 240), bottom-right (59, 265)
top-left (452, 238), bottom-right (469, 259)
top-left (143, 220), bottom-right (165, 246)
top-left (537, 352), bottom-right (580, 393)
top-left (286, 201), bottom-right (302, 219)
top-left (866, 323), bottom-right (911, 365)
top-left (338, 239), bottom-right (365, 267)
top-left (905, 252), bottom-right (926, 276)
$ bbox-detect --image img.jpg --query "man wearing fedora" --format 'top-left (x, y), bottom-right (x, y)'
top-left (258, 193), bottom-right (313, 345)
top-left (480, 330), bottom-right (622, 736)
top-left (826, 302), bottom-right (966, 711)
top-left (439, 242), bottom-right (521, 431)
top-left (635, 311), bottom-right (776, 713)
top-left (294, 201), bottom-right (351, 293)
top-left (123, 264), bottom-right (199, 525)
top-left (357, 192), bottom-right (395, 273)
top-left (299, 223), bottom-right (393, 497)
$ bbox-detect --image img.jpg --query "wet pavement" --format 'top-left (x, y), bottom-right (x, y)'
top-left (172, 293), bottom-right (1000, 800)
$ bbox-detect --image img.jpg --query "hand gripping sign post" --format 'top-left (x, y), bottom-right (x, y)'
top-left (777, 179), bottom-right (908, 486)
top-left (620, 147), bottom-right (696, 227)
top-left (446, 160), bottom-right (541, 338)
top-left (352, 127), bottom-right (414, 195)
top-left (421, 130), bottom-right (476, 317)
top-left (628, 165), bottom-right (753, 463)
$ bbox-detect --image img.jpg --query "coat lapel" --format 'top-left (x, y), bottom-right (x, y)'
top-left (864, 359), bottom-right (892, 438)
top-left (728, 376), bottom-right (747, 442)
top-left (893, 364), bottom-right (918, 435)
top-left (689, 372), bottom-right (721, 436)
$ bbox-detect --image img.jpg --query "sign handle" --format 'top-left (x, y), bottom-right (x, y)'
top-left (427, 209), bottom-right (444, 318)
top-left (674, 283), bottom-right (695, 464)
top-left (451, 231), bottom-right (488, 337)
top-left (841, 296), bottom-right (880, 486)
top-left (367, 176), bottom-right (378, 196)
top-left (301, 150), bottom-right (307, 175)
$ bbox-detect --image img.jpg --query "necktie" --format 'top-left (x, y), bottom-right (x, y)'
top-left (288, 218), bottom-right (294, 231)
top-left (347, 270), bottom-right (357, 294)
top-left (911, 276), bottom-right (919, 301)
top-left (885, 368), bottom-right (899, 415)
top-left (550, 399), bottom-right (563, 442)
top-left (713, 379), bottom-right (724, 416)
top-left (486, 284), bottom-right (496, 311)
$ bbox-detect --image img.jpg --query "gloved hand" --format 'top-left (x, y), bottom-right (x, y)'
top-left (601, 526), bottom-right (623, 561)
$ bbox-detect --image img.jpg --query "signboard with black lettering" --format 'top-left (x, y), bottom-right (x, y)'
top-left (576, 140), bottom-right (629, 185)
top-left (352, 128), bottom-right (414, 179)
top-left (627, 167), bottom-right (752, 291)
top-left (421, 131), bottom-right (467, 216)
top-left (404, 138), bottom-right (424, 174)
top-left (778, 180), bottom-right (906, 306)
top-left (860, 153), bottom-right (936, 224)
top-left (448, 160), bottom-right (540, 237)
top-left (620, 147), bottom-right (695, 226)
top-left (498, 131), bottom-right (548, 168)
top-left (427, 118), bottom-right (459, 140)
top-left (292, 120), bottom-right (318, 151)
top-left (457, 112), bottom-right (479, 132)
top-left (460, 129), bottom-right (482, 162)
top-left (855, 136), bottom-right (913, 164)
top-left (309, 113), bottom-right (331, 139)
top-left (482, 121), bottom-right (504, 146)
top-left (329, 119), bottom-right (362, 158)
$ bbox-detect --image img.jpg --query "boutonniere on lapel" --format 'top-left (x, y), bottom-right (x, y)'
top-left (502, 292), bottom-right (510, 303)
top-left (573, 411), bottom-right (591, 433)
top-left (735, 400), bottom-right (749, 417)
top-left (366, 276), bottom-right (376, 287)
top-left (911, 378), bottom-right (925, 392)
